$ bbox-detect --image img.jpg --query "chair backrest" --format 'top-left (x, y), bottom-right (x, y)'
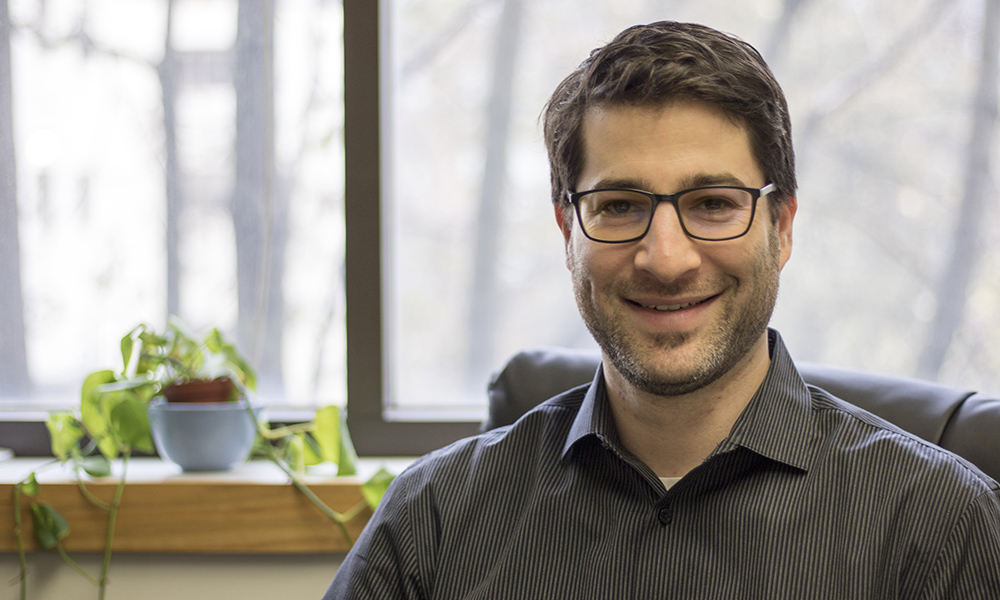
top-left (485, 347), bottom-right (1000, 482)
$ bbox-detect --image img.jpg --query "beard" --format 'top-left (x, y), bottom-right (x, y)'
top-left (571, 228), bottom-right (782, 397)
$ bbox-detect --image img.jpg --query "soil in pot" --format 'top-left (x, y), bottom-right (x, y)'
top-left (161, 377), bottom-right (236, 403)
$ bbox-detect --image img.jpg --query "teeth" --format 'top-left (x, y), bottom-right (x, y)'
top-left (645, 302), bottom-right (694, 312)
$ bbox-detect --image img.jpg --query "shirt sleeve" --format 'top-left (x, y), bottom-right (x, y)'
top-left (321, 469), bottom-right (430, 600)
top-left (918, 488), bottom-right (1000, 600)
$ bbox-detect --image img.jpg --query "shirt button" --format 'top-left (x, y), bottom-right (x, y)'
top-left (657, 507), bottom-right (672, 526)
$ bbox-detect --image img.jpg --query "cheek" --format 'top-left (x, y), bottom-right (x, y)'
top-left (565, 235), bottom-right (578, 271)
top-left (743, 227), bottom-right (783, 286)
top-left (566, 234), bottom-right (614, 279)
top-left (565, 230), bottom-right (589, 273)
top-left (731, 220), bottom-right (783, 270)
top-left (568, 242), bottom-right (641, 307)
top-left (565, 236), bottom-right (608, 297)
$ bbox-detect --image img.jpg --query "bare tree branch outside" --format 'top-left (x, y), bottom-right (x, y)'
top-left (0, 0), bottom-right (996, 423)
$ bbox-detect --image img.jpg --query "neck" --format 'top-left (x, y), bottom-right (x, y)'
top-left (603, 334), bottom-right (771, 478)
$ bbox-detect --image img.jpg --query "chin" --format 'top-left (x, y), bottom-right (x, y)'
top-left (593, 296), bottom-right (774, 397)
top-left (606, 334), bottom-right (734, 397)
top-left (573, 242), bottom-right (780, 398)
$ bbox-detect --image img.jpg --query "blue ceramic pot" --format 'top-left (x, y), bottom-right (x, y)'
top-left (147, 397), bottom-right (260, 471)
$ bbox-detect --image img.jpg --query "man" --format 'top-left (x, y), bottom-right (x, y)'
top-left (325, 21), bottom-right (1000, 599)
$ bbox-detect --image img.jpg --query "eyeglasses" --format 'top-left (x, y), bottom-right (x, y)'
top-left (567, 183), bottom-right (776, 243)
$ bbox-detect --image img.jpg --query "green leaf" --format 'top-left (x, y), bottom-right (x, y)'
top-left (81, 369), bottom-right (144, 458)
top-left (137, 329), bottom-right (168, 349)
top-left (78, 455), bottom-right (112, 479)
top-left (30, 503), bottom-right (71, 550)
top-left (283, 435), bottom-right (306, 475)
top-left (313, 405), bottom-right (342, 464)
top-left (164, 319), bottom-right (203, 378)
top-left (120, 334), bottom-right (133, 375)
top-left (96, 376), bottom-right (159, 409)
top-left (21, 473), bottom-right (40, 497)
top-left (96, 376), bottom-right (156, 393)
top-left (360, 468), bottom-right (396, 510)
top-left (299, 432), bottom-right (324, 467)
top-left (121, 323), bottom-right (153, 377)
top-left (80, 370), bottom-right (117, 443)
top-left (109, 396), bottom-right (154, 453)
top-left (134, 351), bottom-right (166, 378)
top-left (337, 416), bottom-right (359, 477)
top-left (96, 435), bottom-right (120, 460)
top-left (204, 328), bottom-right (256, 390)
top-left (312, 405), bottom-right (358, 475)
top-left (45, 413), bottom-right (85, 461)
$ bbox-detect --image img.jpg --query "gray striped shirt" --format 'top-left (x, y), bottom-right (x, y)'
top-left (326, 332), bottom-right (1000, 599)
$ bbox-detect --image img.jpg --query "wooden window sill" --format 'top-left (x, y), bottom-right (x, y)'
top-left (0, 458), bottom-right (410, 554)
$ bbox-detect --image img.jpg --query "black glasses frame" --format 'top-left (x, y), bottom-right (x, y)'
top-left (567, 183), bottom-right (777, 243)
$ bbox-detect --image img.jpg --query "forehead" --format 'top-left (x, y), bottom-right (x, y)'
top-left (577, 101), bottom-right (762, 192)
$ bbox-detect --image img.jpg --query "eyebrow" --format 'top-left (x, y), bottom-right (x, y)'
top-left (585, 172), bottom-right (750, 193)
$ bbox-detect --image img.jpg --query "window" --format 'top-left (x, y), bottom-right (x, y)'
top-left (0, 0), bottom-right (347, 441)
top-left (4, 0), bottom-right (999, 458)
top-left (349, 0), bottom-right (1000, 454)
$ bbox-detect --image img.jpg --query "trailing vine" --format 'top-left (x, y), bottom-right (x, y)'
top-left (11, 321), bottom-right (394, 599)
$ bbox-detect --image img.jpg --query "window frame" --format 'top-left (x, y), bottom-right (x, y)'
top-left (343, 0), bottom-right (480, 457)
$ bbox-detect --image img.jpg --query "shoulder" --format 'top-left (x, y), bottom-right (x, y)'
top-left (390, 384), bottom-right (589, 500)
top-left (805, 384), bottom-right (998, 494)
top-left (801, 384), bottom-right (1000, 588)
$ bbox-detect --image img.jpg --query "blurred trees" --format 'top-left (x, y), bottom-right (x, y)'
top-left (0, 0), bottom-right (296, 399)
top-left (0, 0), bottom-right (998, 409)
top-left (392, 0), bottom-right (1000, 404)
top-left (466, 0), bottom-right (523, 395)
top-left (0, 0), bottom-right (29, 395)
top-left (917, 0), bottom-right (999, 379)
top-left (233, 0), bottom-right (286, 394)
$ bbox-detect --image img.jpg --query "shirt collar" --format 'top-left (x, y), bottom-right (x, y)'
top-left (563, 365), bottom-right (619, 459)
top-left (717, 330), bottom-right (814, 471)
top-left (562, 329), bottom-right (815, 472)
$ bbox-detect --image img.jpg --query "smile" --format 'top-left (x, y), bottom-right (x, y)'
top-left (640, 296), bottom-right (714, 312)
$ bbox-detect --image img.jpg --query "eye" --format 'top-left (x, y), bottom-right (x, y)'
top-left (582, 191), bottom-right (651, 219)
top-left (602, 199), bottom-right (640, 215)
top-left (680, 188), bottom-right (751, 219)
top-left (694, 195), bottom-right (739, 212)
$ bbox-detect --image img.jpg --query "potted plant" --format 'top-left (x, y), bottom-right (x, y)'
top-left (12, 318), bottom-right (394, 599)
top-left (86, 318), bottom-right (259, 471)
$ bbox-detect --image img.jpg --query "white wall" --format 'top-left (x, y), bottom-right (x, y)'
top-left (1, 552), bottom-right (344, 600)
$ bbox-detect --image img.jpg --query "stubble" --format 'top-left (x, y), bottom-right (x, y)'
top-left (571, 228), bottom-right (782, 397)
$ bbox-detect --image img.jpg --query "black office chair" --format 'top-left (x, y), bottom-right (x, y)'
top-left (485, 348), bottom-right (1000, 482)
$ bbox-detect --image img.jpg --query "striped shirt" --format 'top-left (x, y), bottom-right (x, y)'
top-left (325, 331), bottom-right (1000, 599)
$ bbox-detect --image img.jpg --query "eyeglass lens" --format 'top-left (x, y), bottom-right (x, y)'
top-left (576, 187), bottom-right (755, 242)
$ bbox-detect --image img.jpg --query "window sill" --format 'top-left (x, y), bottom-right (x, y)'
top-left (0, 458), bottom-right (411, 554)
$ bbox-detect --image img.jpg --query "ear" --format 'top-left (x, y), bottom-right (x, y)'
top-left (554, 202), bottom-right (573, 245)
top-left (777, 196), bottom-right (797, 270)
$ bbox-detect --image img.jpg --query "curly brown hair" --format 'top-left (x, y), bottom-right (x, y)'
top-left (543, 21), bottom-right (795, 223)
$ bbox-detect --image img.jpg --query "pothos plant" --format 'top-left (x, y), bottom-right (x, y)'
top-left (12, 318), bottom-right (394, 600)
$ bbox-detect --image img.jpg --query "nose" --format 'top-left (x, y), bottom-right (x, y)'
top-left (633, 203), bottom-right (702, 282)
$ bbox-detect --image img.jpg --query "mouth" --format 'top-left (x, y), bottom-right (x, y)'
top-left (633, 295), bottom-right (718, 312)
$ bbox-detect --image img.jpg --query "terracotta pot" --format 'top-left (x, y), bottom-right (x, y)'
top-left (161, 377), bottom-right (236, 403)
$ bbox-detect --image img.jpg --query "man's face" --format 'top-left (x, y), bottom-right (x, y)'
top-left (557, 100), bottom-right (795, 397)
